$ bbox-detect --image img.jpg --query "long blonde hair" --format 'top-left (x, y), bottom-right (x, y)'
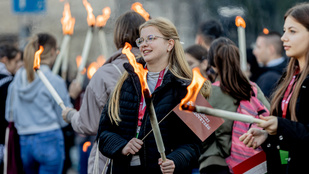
top-left (23, 33), bottom-right (56, 82)
top-left (108, 17), bottom-right (211, 125)
top-left (270, 3), bottom-right (309, 121)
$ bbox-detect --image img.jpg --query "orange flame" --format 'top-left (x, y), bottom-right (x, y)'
top-left (76, 55), bottom-right (86, 74)
top-left (86, 55), bottom-right (106, 79)
top-left (122, 42), bottom-right (149, 96)
top-left (263, 28), bottom-right (269, 34)
top-left (33, 46), bottom-right (44, 70)
top-left (235, 16), bottom-right (246, 28)
top-left (82, 141), bottom-right (91, 152)
top-left (61, 3), bottom-right (75, 35)
top-left (83, 0), bottom-right (96, 26)
top-left (87, 62), bottom-right (100, 79)
top-left (96, 55), bottom-right (106, 66)
top-left (179, 67), bottom-right (206, 110)
top-left (96, 7), bottom-right (111, 27)
top-left (131, 2), bottom-right (150, 21)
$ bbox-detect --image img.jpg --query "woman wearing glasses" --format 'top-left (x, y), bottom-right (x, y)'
top-left (61, 11), bottom-right (145, 174)
top-left (97, 17), bottom-right (211, 174)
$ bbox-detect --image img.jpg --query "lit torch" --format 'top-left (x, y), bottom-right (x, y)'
top-left (33, 46), bottom-right (66, 110)
top-left (76, 0), bottom-right (96, 85)
top-left (263, 28), bottom-right (269, 35)
top-left (87, 62), bottom-right (99, 80)
top-left (235, 16), bottom-right (247, 71)
top-left (86, 55), bottom-right (105, 80)
top-left (96, 7), bottom-right (111, 58)
top-left (122, 42), bottom-right (166, 161)
top-left (180, 68), bottom-right (265, 124)
top-left (52, 2), bottom-right (75, 78)
top-left (82, 141), bottom-right (91, 152)
top-left (131, 2), bottom-right (150, 21)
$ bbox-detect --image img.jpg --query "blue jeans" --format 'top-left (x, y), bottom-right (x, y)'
top-left (20, 129), bottom-right (65, 174)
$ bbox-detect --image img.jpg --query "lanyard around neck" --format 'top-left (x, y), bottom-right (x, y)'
top-left (136, 68), bottom-right (166, 137)
top-left (281, 72), bottom-right (299, 119)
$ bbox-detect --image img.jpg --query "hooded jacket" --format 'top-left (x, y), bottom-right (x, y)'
top-left (5, 65), bottom-right (71, 135)
top-left (66, 47), bottom-right (141, 174)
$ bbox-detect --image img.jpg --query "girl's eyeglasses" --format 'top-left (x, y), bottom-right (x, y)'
top-left (136, 35), bottom-right (169, 47)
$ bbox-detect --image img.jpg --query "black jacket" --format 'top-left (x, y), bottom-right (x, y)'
top-left (262, 74), bottom-right (309, 173)
top-left (256, 57), bottom-right (289, 99)
top-left (97, 61), bottom-right (201, 174)
top-left (0, 73), bottom-right (13, 144)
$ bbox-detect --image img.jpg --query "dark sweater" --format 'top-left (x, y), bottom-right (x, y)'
top-left (0, 73), bottom-right (13, 144)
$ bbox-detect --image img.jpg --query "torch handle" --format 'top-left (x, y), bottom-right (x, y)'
top-left (52, 35), bottom-right (71, 74)
top-left (37, 70), bottom-right (66, 110)
top-left (79, 27), bottom-right (93, 72)
top-left (237, 27), bottom-right (247, 71)
top-left (195, 105), bottom-right (265, 124)
top-left (148, 100), bottom-right (167, 162)
top-left (98, 29), bottom-right (109, 58)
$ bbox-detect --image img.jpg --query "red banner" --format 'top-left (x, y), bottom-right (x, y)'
top-left (173, 94), bottom-right (224, 142)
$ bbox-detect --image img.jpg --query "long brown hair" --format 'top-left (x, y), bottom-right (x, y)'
top-left (270, 3), bottom-right (309, 121)
top-left (208, 37), bottom-right (252, 103)
top-left (23, 33), bottom-right (56, 82)
top-left (113, 11), bottom-right (146, 49)
top-left (108, 17), bottom-right (212, 125)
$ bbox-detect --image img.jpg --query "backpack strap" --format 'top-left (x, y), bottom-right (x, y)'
top-left (111, 63), bottom-right (122, 76)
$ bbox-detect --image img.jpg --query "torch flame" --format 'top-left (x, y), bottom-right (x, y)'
top-left (263, 28), bottom-right (269, 34)
top-left (76, 55), bottom-right (86, 74)
top-left (131, 2), bottom-right (150, 21)
top-left (83, 0), bottom-right (96, 26)
top-left (96, 55), bottom-right (106, 66)
top-left (86, 55), bottom-right (105, 79)
top-left (61, 3), bottom-right (75, 35)
top-left (122, 42), bottom-right (149, 97)
top-left (96, 7), bottom-right (111, 27)
top-left (87, 62), bottom-right (100, 79)
top-left (235, 16), bottom-right (246, 28)
top-left (33, 46), bottom-right (44, 70)
top-left (179, 67), bottom-right (206, 110)
top-left (82, 141), bottom-right (91, 152)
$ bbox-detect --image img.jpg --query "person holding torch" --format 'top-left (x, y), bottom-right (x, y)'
top-left (198, 37), bottom-right (270, 174)
top-left (5, 33), bottom-right (72, 174)
top-left (97, 17), bottom-right (211, 174)
top-left (62, 11), bottom-right (146, 174)
top-left (240, 3), bottom-right (309, 173)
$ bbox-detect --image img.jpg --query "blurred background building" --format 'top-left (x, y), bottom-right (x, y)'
top-left (0, 0), bottom-right (307, 82)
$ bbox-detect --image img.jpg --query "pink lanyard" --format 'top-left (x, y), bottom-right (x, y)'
top-left (281, 71), bottom-right (299, 119)
top-left (136, 68), bottom-right (165, 137)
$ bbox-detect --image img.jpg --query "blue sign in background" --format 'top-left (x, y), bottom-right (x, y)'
top-left (12, 0), bottom-right (46, 13)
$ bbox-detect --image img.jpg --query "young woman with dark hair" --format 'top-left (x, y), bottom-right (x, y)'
top-left (199, 37), bottom-right (269, 174)
top-left (240, 2), bottom-right (309, 173)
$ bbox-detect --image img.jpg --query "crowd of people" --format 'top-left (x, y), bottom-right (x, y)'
top-left (1, 2), bottom-right (309, 174)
